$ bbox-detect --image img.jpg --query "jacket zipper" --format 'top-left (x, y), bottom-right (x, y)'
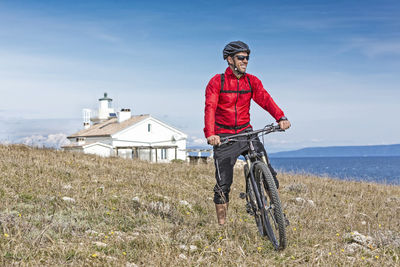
top-left (234, 79), bottom-right (239, 133)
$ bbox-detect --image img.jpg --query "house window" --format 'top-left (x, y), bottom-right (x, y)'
top-left (161, 149), bottom-right (167, 159)
top-left (148, 123), bottom-right (151, 132)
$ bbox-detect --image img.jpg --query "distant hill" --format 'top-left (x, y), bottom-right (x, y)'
top-left (270, 144), bottom-right (400, 158)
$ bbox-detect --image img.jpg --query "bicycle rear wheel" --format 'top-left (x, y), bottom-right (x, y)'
top-left (254, 162), bottom-right (287, 250)
top-left (244, 164), bottom-right (265, 236)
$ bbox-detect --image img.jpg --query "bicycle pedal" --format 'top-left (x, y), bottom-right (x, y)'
top-left (239, 192), bottom-right (246, 199)
top-left (245, 203), bottom-right (255, 216)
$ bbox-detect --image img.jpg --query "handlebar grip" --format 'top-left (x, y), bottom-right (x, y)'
top-left (271, 125), bottom-right (284, 132)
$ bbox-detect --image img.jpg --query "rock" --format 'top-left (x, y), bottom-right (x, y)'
top-left (180, 200), bottom-right (189, 206)
top-left (179, 200), bottom-right (192, 209)
top-left (344, 243), bottom-right (364, 253)
top-left (132, 196), bottom-right (140, 202)
top-left (361, 221), bottom-right (367, 225)
top-left (178, 254), bottom-right (187, 260)
top-left (179, 245), bottom-right (188, 251)
top-left (189, 245), bottom-right (198, 252)
top-left (93, 241), bottom-right (107, 247)
top-left (126, 262), bottom-right (138, 267)
top-left (149, 201), bottom-right (171, 213)
top-left (62, 197), bottom-right (75, 203)
top-left (284, 183), bottom-right (308, 193)
top-left (344, 231), bottom-right (376, 248)
top-left (307, 200), bottom-right (316, 207)
top-left (374, 230), bottom-right (400, 248)
top-left (290, 197), bottom-right (317, 207)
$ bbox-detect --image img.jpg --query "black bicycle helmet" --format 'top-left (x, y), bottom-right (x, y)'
top-left (223, 41), bottom-right (250, 60)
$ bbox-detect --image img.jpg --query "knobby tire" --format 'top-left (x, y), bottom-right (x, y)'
top-left (254, 162), bottom-right (287, 250)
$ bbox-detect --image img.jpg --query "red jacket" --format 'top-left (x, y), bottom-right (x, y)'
top-left (204, 67), bottom-right (285, 138)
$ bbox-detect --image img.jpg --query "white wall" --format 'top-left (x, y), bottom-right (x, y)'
top-left (112, 117), bottom-right (187, 161)
top-left (83, 144), bottom-right (113, 157)
top-left (175, 139), bottom-right (187, 161)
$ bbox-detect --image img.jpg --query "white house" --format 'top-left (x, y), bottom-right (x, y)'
top-left (63, 93), bottom-right (187, 162)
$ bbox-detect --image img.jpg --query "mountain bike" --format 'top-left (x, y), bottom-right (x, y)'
top-left (219, 124), bottom-right (287, 250)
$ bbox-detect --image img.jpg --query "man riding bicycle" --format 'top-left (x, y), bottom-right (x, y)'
top-left (204, 41), bottom-right (291, 225)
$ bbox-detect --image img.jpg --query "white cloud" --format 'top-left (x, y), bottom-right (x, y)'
top-left (341, 38), bottom-right (400, 58)
top-left (187, 136), bottom-right (207, 147)
top-left (20, 133), bottom-right (70, 149)
top-left (92, 31), bottom-right (121, 44)
top-left (364, 41), bottom-right (400, 57)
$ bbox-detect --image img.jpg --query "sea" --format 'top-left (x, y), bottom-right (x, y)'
top-left (269, 156), bottom-right (400, 185)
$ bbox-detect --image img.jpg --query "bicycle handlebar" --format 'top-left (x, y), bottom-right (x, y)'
top-left (219, 123), bottom-right (284, 146)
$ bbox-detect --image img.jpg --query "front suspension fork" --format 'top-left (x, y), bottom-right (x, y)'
top-left (245, 156), bottom-right (264, 212)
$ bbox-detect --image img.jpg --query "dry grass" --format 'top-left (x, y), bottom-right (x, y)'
top-left (0, 144), bottom-right (399, 266)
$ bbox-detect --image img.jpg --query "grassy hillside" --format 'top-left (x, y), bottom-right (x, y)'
top-left (0, 145), bottom-right (399, 266)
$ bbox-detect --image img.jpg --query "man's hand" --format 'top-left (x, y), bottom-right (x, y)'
top-left (279, 120), bottom-right (291, 130)
top-left (207, 135), bottom-right (221, 146)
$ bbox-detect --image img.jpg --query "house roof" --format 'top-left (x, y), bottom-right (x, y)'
top-left (68, 114), bottom-right (150, 138)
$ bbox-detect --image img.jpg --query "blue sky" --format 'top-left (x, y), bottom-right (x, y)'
top-left (1, 0), bottom-right (399, 152)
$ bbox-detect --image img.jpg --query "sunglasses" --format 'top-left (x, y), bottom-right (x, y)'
top-left (235, 55), bottom-right (250, 61)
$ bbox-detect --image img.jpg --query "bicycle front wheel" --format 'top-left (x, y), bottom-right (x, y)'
top-left (254, 162), bottom-right (287, 250)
